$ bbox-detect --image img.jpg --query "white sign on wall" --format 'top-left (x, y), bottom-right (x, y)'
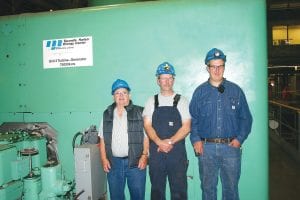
top-left (43, 36), bottom-right (93, 69)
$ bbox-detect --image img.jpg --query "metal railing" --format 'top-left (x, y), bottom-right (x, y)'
top-left (269, 100), bottom-right (300, 151)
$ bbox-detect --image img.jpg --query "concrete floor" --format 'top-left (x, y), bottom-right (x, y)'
top-left (269, 136), bottom-right (300, 200)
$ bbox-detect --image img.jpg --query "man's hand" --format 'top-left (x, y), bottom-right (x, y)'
top-left (101, 158), bottom-right (111, 173)
top-left (193, 141), bottom-right (203, 155)
top-left (229, 138), bottom-right (241, 148)
top-left (138, 155), bottom-right (148, 169)
top-left (157, 139), bottom-right (173, 153)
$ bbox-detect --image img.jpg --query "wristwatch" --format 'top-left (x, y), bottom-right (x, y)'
top-left (168, 139), bottom-right (174, 145)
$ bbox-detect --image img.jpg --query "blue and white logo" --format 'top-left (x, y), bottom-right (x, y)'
top-left (46, 40), bottom-right (63, 50)
top-left (43, 36), bottom-right (93, 69)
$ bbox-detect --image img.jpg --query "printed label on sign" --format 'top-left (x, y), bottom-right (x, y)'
top-left (43, 36), bottom-right (93, 69)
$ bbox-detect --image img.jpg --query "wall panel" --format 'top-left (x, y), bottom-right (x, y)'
top-left (0, 0), bottom-right (267, 199)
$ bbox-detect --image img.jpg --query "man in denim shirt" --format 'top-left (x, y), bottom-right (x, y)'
top-left (189, 48), bottom-right (253, 200)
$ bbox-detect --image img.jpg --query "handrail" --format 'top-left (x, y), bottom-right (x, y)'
top-left (269, 100), bottom-right (300, 151)
top-left (269, 100), bottom-right (300, 113)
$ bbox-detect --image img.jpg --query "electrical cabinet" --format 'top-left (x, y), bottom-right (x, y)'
top-left (74, 144), bottom-right (106, 200)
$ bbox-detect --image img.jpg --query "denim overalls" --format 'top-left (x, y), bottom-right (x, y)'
top-left (149, 94), bottom-right (188, 200)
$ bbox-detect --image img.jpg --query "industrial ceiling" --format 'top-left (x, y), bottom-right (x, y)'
top-left (0, 0), bottom-right (300, 17)
top-left (0, 0), bottom-right (89, 16)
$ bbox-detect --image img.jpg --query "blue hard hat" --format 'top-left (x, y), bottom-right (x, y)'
top-left (155, 62), bottom-right (176, 76)
top-left (111, 79), bottom-right (131, 95)
top-left (205, 48), bottom-right (226, 65)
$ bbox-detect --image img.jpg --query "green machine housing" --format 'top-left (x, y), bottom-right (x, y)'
top-left (0, 0), bottom-right (268, 199)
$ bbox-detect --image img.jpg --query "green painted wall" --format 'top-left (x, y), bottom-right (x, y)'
top-left (0, 0), bottom-right (267, 199)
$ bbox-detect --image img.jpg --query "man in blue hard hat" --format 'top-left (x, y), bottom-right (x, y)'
top-left (143, 62), bottom-right (191, 200)
top-left (98, 79), bottom-right (149, 200)
top-left (189, 48), bottom-right (253, 200)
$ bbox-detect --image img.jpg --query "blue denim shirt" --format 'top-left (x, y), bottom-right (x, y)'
top-left (189, 79), bottom-right (252, 145)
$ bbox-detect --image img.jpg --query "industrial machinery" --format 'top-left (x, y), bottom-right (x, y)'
top-left (0, 122), bottom-right (73, 200)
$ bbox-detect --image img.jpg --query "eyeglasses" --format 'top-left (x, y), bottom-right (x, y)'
top-left (208, 64), bottom-right (225, 71)
top-left (159, 77), bottom-right (174, 81)
top-left (114, 91), bottom-right (129, 96)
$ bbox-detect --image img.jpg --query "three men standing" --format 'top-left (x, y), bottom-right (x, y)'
top-left (99, 48), bottom-right (252, 200)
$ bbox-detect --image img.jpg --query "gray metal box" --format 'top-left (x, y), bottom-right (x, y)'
top-left (74, 144), bottom-right (106, 200)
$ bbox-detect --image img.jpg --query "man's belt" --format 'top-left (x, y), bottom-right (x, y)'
top-left (201, 138), bottom-right (234, 144)
top-left (115, 156), bottom-right (128, 159)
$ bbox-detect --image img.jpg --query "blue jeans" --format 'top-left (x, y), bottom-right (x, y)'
top-left (198, 143), bottom-right (241, 200)
top-left (107, 157), bottom-right (146, 200)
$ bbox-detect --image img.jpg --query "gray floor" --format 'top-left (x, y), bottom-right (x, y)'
top-left (269, 136), bottom-right (300, 200)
